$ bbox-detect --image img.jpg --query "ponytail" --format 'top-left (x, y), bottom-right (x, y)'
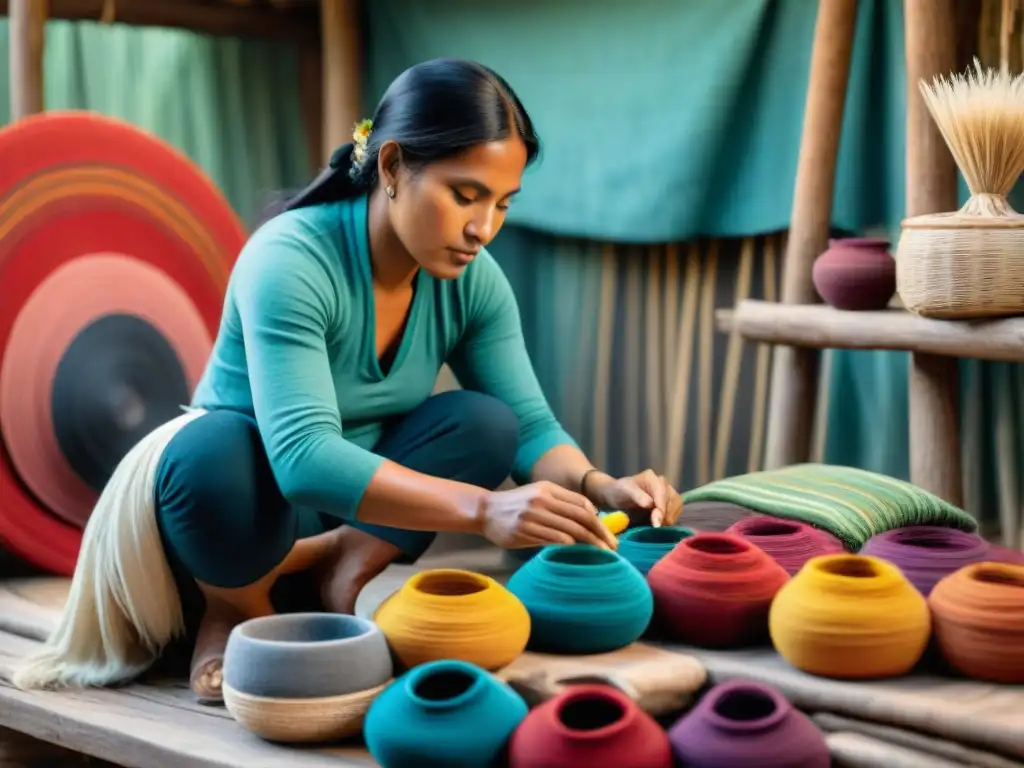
top-left (251, 143), bottom-right (366, 222)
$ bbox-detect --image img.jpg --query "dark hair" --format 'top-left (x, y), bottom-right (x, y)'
top-left (283, 58), bottom-right (540, 213)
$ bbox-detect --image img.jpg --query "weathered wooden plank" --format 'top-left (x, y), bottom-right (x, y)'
top-left (0, 580), bottom-right (64, 641)
top-left (0, 631), bottom-right (378, 768)
top-left (717, 301), bottom-right (1024, 363)
top-left (0, 724), bottom-right (124, 768)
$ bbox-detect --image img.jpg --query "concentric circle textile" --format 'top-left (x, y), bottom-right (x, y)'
top-left (0, 111), bottom-right (247, 576)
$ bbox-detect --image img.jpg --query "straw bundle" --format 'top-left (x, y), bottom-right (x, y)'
top-left (896, 58), bottom-right (1024, 318)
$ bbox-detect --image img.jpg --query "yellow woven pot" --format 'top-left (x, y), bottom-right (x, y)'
top-left (373, 568), bottom-right (530, 671)
top-left (769, 554), bottom-right (931, 679)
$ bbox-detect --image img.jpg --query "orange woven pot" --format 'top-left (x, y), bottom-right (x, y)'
top-left (928, 562), bottom-right (1024, 683)
top-left (373, 569), bottom-right (530, 671)
top-left (769, 554), bottom-right (931, 679)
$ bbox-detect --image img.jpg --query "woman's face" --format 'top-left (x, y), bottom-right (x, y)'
top-left (385, 137), bottom-right (528, 280)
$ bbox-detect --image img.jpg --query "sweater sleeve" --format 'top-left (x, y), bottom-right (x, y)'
top-left (446, 251), bottom-right (579, 484)
top-left (230, 222), bottom-right (384, 519)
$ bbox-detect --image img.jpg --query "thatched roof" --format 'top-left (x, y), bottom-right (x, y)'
top-left (0, 0), bottom-right (321, 43)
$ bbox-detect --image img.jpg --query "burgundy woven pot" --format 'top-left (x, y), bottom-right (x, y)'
top-left (859, 526), bottom-right (1009, 596)
top-left (812, 238), bottom-right (895, 310)
top-left (727, 516), bottom-right (845, 575)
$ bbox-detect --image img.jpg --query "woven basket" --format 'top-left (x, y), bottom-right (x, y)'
top-left (896, 200), bottom-right (1024, 319)
top-left (223, 680), bottom-right (388, 743)
top-left (896, 59), bottom-right (1024, 320)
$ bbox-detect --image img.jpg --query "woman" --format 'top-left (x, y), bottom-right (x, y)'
top-left (14, 58), bottom-right (683, 703)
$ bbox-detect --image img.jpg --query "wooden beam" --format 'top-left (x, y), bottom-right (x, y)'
top-left (904, 0), bottom-right (962, 507)
top-left (320, 0), bottom-right (363, 165)
top-left (8, 0), bottom-right (46, 121)
top-left (717, 301), bottom-right (1024, 363)
top-left (0, 0), bottom-right (319, 43)
top-left (762, 0), bottom-right (860, 471)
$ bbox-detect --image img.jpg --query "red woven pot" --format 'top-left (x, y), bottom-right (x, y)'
top-left (647, 533), bottom-right (790, 647)
top-left (509, 684), bottom-right (672, 768)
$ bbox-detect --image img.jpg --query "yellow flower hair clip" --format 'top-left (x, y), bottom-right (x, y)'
top-left (352, 118), bottom-right (373, 165)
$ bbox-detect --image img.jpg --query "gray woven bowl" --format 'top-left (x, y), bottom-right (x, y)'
top-left (222, 612), bottom-right (393, 699)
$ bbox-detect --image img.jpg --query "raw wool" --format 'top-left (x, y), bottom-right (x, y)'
top-left (12, 408), bottom-right (208, 691)
top-left (895, 57), bottom-right (1024, 318)
top-left (918, 58), bottom-right (1024, 216)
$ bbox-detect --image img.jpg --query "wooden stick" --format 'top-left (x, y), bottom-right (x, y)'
top-left (8, 0), bottom-right (46, 121)
top-left (904, 0), bottom-right (963, 507)
top-left (320, 0), bottom-right (363, 165)
top-left (763, 0), bottom-right (859, 471)
top-left (717, 301), bottom-right (1024, 363)
top-left (0, 0), bottom-right (318, 43)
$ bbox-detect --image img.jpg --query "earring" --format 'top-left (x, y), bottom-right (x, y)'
top-left (385, 185), bottom-right (396, 199)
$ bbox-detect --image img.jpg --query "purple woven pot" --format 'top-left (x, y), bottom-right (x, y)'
top-left (667, 680), bottom-right (829, 767)
top-left (859, 526), bottom-right (996, 596)
top-left (726, 516), bottom-right (845, 575)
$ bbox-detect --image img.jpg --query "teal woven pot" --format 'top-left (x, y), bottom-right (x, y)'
top-left (617, 526), bottom-right (694, 576)
top-left (364, 659), bottom-right (527, 767)
top-left (506, 544), bottom-right (653, 653)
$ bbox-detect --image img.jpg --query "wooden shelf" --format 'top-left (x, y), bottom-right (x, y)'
top-left (0, 0), bottom-right (320, 43)
top-left (716, 300), bottom-right (1024, 363)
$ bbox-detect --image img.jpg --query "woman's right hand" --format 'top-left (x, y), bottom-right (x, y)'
top-left (478, 482), bottom-right (618, 550)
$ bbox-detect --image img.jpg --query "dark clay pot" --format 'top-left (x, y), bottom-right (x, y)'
top-left (812, 238), bottom-right (896, 311)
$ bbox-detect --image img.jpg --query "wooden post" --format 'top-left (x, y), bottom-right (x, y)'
top-left (763, 0), bottom-right (860, 470)
top-left (320, 0), bottom-right (363, 166)
top-left (299, 43), bottom-right (324, 175)
top-left (9, 0), bottom-right (47, 121)
top-left (904, 0), bottom-right (963, 506)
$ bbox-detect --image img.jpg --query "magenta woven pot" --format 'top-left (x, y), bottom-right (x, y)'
top-left (726, 516), bottom-right (845, 575)
top-left (667, 680), bottom-right (829, 767)
top-left (988, 543), bottom-right (1024, 565)
top-left (859, 526), bottom-right (1000, 596)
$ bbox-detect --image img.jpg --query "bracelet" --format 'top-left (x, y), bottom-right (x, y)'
top-left (580, 468), bottom-right (602, 500)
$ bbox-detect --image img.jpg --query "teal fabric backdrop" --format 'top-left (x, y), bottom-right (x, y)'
top-left (363, 0), bottom-right (907, 241)
top-left (0, 0), bottom-right (1020, 543)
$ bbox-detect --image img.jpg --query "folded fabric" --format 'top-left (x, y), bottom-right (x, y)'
top-left (813, 713), bottom-right (1022, 768)
top-left (825, 731), bottom-right (968, 768)
top-left (685, 645), bottom-right (1024, 761)
top-left (681, 463), bottom-right (977, 550)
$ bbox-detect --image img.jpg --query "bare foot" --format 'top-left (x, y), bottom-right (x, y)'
top-left (316, 529), bottom-right (402, 615)
top-left (190, 601), bottom-right (242, 704)
top-left (190, 582), bottom-right (275, 705)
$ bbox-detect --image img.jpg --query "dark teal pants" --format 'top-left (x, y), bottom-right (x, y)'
top-left (154, 391), bottom-right (518, 633)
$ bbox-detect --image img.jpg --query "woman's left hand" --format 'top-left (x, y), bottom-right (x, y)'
top-left (586, 469), bottom-right (683, 527)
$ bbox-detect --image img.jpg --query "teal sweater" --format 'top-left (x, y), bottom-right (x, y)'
top-left (191, 194), bottom-right (577, 521)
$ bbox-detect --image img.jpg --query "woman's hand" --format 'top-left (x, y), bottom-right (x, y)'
top-left (585, 469), bottom-right (683, 528)
top-left (478, 482), bottom-right (618, 551)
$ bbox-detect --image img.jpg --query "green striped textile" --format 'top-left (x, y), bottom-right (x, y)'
top-left (680, 463), bottom-right (978, 551)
